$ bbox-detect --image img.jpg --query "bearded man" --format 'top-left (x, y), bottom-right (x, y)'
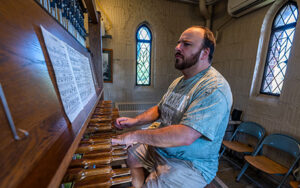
top-left (112, 26), bottom-right (232, 188)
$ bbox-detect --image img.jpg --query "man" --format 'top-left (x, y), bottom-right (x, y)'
top-left (112, 26), bottom-right (232, 188)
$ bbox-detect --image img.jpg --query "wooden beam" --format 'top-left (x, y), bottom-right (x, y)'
top-left (169, 0), bottom-right (198, 5)
top-left (84, 0), bottom-right (98, 23)
top-left (89, 12), bottom-right (103, 90)
top-left (0, 1), bottom-right (100, 187)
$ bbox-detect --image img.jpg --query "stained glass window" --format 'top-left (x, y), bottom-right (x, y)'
top-left (261, 2), bottom-right (298, 95)
top-left (136, 25), bottom-right (152, 86)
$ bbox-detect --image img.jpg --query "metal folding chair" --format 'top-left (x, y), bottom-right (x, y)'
top-left (219, 121), bottom-right (265, 159)
top-left (236, 133), bottom-right (300, 188)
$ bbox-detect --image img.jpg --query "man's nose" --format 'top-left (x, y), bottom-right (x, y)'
top-left (175, 43), bottom-right (181, 51)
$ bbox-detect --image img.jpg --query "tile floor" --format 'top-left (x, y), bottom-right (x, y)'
top-left (216, 154), bottom-right (292, 188)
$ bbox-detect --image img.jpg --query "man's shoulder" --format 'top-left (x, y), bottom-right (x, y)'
top-left (210, 67), bottom-right (231, 94)
top-left (193, 67), bottom-right (232, 101)
top-left (197, 67), bottom-right (230, 89)
top-left (206, 66), bottom-right (226, 81)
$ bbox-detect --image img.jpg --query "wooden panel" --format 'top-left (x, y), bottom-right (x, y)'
top-left (20, 94), bottom-right (101, 188)
top-left (0, 0), bottom-right (101, 187)
top-left (89, 12), bottom-right (103, 90)
top-left (0, 101), bottom-right (12, 151)
top-left (84, 0), bottom-right (99, 23)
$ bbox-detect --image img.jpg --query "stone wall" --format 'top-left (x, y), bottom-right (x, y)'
top-left (97, 0), bottom-right (204, 103)
top-left (98, 0), bottom-right (300, 139)
top-left (212, 0), bottom-right (300, 139)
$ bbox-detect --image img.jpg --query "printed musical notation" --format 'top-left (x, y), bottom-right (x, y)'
top-left (41, 26), bottom-right (96, 122)
top-left (65, 45), bottom-right (96, 106)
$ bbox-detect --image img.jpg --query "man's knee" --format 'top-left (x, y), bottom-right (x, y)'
top-left (127, 151), bottom-right (143, 168)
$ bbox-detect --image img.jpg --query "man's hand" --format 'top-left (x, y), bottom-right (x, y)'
top-left (114, 106), bottom-right (160, 129)
top-left (111, 132), bottom-right (137, 148)
top-left (113, 125), bottom-right (202, 148)
top-left (115, 117), bottom-right (138, 129)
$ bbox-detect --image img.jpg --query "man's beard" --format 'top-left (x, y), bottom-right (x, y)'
top-left (175, 48), bottom-right (202, 70)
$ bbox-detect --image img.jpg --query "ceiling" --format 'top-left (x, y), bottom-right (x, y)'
top-left (170, 0), bottom-right (220, 5)
top-left (170, 0), bottom-right (198, 4)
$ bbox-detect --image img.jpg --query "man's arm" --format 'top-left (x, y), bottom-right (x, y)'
top-left (112, 124), bottom-right (202, 147)
top-left (115, 105), bottom-right (160, 129)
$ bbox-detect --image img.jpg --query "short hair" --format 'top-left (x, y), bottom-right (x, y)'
top-left (189, 26), bottom-right (216, 63)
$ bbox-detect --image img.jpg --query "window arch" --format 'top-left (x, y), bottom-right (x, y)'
top-left (260, 1), bottom-right (298, 95)
top-left (136, 24), bottom-right (152, 86)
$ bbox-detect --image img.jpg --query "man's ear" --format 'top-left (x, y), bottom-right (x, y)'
top-left (200, 48), bottom-right (210, 61)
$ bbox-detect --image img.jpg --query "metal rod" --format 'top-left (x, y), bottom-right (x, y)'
top-left (0, 83), bottom-right (20, 140)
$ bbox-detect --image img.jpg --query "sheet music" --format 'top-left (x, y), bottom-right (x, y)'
top-left (41, 26), bottom-right (83, 122)
top-left (81, 55), bottom-right (97, 104)
top-left (65, 44), bottom-right (96, 106)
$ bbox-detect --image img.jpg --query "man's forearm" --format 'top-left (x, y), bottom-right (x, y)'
top-left (131, 125), bottom-right (202, 147)
top-left (134, 106), bottom-right (160, 126)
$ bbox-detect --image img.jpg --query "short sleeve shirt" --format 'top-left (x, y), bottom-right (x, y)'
top-left (156, 66), bottom-right (232, 183)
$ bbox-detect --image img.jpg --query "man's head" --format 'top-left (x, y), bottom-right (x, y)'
top-left (175, 26), bottom-right (216, 70)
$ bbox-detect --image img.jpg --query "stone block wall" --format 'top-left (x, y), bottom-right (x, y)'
top-left (213, 0), bottom-right (300, 140)
top-left (98, 0), bottom-right (300, 140)
top-left (97, 0), bottom-right (204, 103)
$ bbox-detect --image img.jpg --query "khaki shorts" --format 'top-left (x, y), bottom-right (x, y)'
top-left (128, 144), bottom-right (208, 188)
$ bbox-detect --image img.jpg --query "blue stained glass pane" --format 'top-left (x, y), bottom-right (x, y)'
top-left (136, 25), bottom-right (152, 85)
top-left (137, 26), bottom-right (151, 40)
top-left (261, 2), bottom-right (298, 95)
top-left (274, 4), bottom-right (298, 28)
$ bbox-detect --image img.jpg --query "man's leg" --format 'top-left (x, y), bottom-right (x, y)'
top-left (127, 144), bottom-right (159, 188)
top-left (127, 151), bottom-right (145, 188)
top-left (144, 158), bottom-right (208, 188)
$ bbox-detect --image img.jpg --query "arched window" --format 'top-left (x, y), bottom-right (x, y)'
top-left (136, 24), bottom-right (152, 86)
top-left (261, 1), bottom-right (298, 95)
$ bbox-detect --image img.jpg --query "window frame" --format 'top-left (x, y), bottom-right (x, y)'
top-left (260, 1), bottom-right (298, 96)
top-left (135, 24), bottom-right (152, 86)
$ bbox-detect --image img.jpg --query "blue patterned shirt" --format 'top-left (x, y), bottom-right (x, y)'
top-left (157, 66), bottom-right (232, 183)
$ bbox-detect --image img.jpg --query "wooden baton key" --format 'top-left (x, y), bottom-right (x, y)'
top-left (76, 143), bottom-right (125, 154)
top-left (87, 132), bottom-right (118, 139)
top-left (62, 166), bottom-right (130, 183)
top-left (83, 149), bottom-right (127, 159)
top-left (74, 174), bottom-right (132, 188)
top-left (69, 155), bottom-right (128, 168)
top-left (85, 125), bottom-right (112, 134)
top-left (80, 137), bottom-right (111, 145)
